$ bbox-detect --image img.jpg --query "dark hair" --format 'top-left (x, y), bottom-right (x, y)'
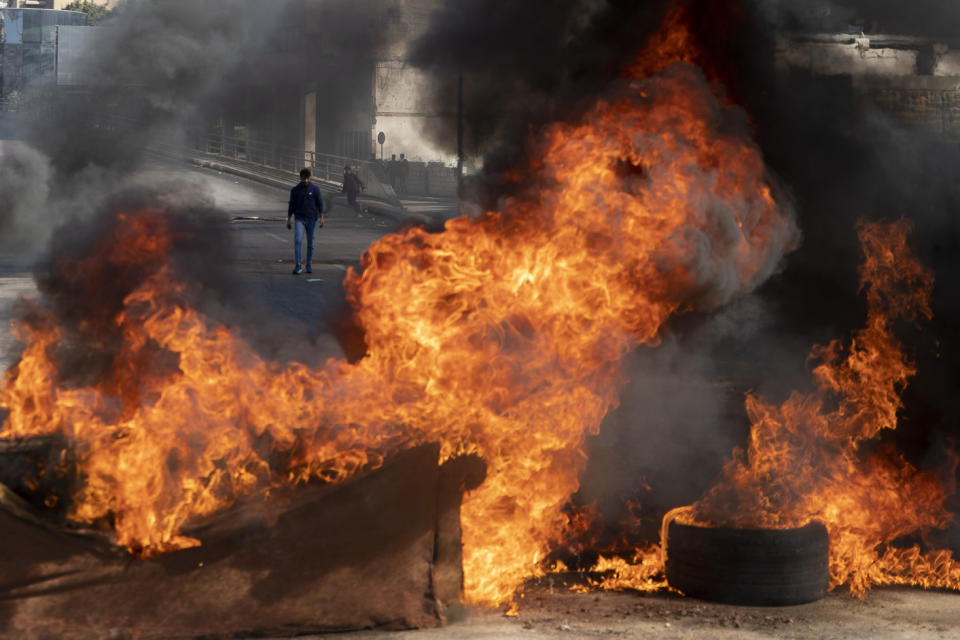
top-left (299, 168), bottom-right (311, 179)
top-left (344, 165), bottom-right (351, 171)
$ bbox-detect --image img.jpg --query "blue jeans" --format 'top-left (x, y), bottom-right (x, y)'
top-left (294, 218), bottom-right (316, 266)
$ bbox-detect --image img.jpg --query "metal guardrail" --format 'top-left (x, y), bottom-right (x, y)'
top-left (195, 133), bottom-right (362, 185)
top-left (181, 132), bottom-right (405, 210)
top-left (3, 103), bottom-right (408, 205)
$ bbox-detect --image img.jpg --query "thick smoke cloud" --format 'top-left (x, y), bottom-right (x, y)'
top-left (409, 0), bottom-right (771, 214)
top-left (35, 1), bottom-right (260, 172)
top-left (0, 142), bottom-right (51, 255)
top-left (32, 0), bottom-right (393, 175)
top-left (757, 0), bottom-right (960, 39)
top-left (407, 0), bottom-right (671, 209)
top-left (26, 185), bottom-right (229, 387)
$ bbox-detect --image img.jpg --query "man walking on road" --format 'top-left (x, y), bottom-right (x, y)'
top-left (287, 167), bottom-right (324, 275)
top-left (342, 165), bottom-right (365, 216)
top-left (398, 153), bottom-right (409, 195)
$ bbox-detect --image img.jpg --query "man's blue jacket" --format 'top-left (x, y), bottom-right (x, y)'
top-left (288, 182), bottom-right (324, 221)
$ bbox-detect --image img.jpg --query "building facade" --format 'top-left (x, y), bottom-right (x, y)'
top-left (1, 1), bottom-right (74, 9)
top-left (0, 7), bottom-right (86, 100)
top-left (778, 32), bottom-right (960, 139)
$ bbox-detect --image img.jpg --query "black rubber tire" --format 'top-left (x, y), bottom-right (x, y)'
top-left (665, 519), bottom-right (829, 606)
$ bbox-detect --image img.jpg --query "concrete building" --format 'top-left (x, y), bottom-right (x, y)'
top-left (265, 0), bottom-right (452, 164)
top-left (0, 7), bottom-right (86, 100)
top-left (206, 0), bottom-right (458, 195)
top-left (777, 31), bottom-right (960, 139)
top-left (372, 0), bottom-right (453, 164)
top-left (1, 1), bottom-right (74, 9)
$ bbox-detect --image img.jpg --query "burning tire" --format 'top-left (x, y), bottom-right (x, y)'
top-left (664, 519), bottom-right (829, 606)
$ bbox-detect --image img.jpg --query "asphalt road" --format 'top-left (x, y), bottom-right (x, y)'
top-left (198, 161), bottom-right (408, 363)
top-left (283, 586), bottom-right (960, 640)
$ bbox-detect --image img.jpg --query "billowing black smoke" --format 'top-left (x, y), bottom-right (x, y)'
top-left (761, 0), bottom-right (960, 39)
top-left (25, 185), bottom-right (232, 390)
top-left (28, 0), bottom-right (394, 177)
top-left (407, 0), bottom-right (673, 210)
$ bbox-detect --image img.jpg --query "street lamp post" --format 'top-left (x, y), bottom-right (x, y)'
top-left (456, 70), bottom-right (463, 182)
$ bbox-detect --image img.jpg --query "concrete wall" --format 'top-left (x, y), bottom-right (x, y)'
top-left (778, 33), bottom-right (960, 139)
top-left (0, 8), bottom-right (86, 97)
top-left (933, 48), bottom-right (960, 77)
top-left (776, 37), bottom-right (919, 77)
top-left (371, 0), bottom-right (457, 165)
top-left (4, 1), bottom-right (74, 8)
top-left (54, 24), bottom-right (96, 86)
top-left (374, 59), bottom-right (453, 163)
top-left (406, 160), bottom-right (457, 198)
top-left (858, 76), bottom-right (960, 138)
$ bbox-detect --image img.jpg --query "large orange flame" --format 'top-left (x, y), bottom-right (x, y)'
top-left (1, 5), bottom-right (797, 605)
top-left (594, 220), bottom-right (960, 597)
top-left (684, 219), bottom-right (960, 595)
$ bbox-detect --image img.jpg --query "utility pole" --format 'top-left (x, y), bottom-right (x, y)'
top-left (456, 70), bottom-right (463, 182)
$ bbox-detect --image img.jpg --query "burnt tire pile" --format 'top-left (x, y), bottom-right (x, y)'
top-left (665, 520), bottom-right (829, 606)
